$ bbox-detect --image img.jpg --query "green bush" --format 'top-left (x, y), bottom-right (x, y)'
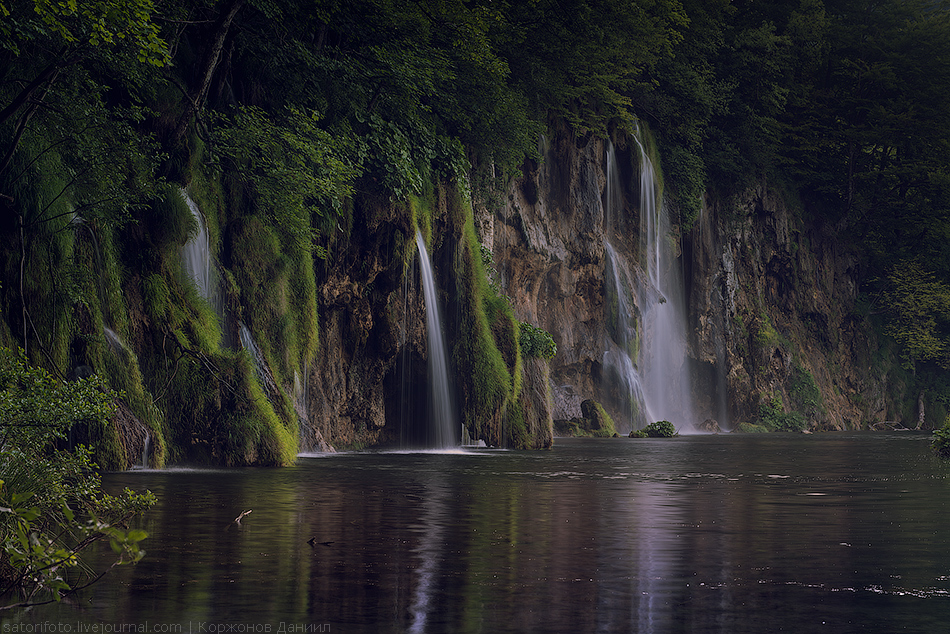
top-left (519, 322), bottom-right (557, 360)
top-left (0, 348), bottom-right (155, 606)
top-left (933, 417), bottom-right (950, 458)
top-left (757, 395), bottom-right (807, 432)
top-left (790, 365), bottom-right (823, 419)
top-left (642, 420), bottom-right (677, 437)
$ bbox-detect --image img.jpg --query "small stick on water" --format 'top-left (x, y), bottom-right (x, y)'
top-left (232, 510), bottom-right (252, 525)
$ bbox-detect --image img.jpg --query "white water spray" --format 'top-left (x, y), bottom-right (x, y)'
top-left (180, 189), bottom-right (224, 319)
top-left (603, 135), bottom-right (699, 430)
top-left (415, 231), bottom-right (457, 448)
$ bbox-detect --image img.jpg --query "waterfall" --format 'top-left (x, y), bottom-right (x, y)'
top-left (239, 322), bottom-right (274, 396)
top-left (141, 431), bottom-right (151, 469)
top-left (603, 242), bottom-right (648, 429)
top-left (415, 230), bottom-right (457, 448)
top-left (603, 134), bottom-right (699, 431)
top-left (632, 131), bottom-right (698, 430)
top-left (179, 189), bottom-right (224, 319)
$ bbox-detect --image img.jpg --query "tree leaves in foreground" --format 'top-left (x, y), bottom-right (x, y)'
top-left (0, 348), bottom-right (154, 609)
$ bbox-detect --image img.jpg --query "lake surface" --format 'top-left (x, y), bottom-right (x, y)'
top-left (11, 433), bottom-right (950, 633)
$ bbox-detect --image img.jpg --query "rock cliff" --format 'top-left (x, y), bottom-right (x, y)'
top-left (478, 126), bottom-right (893, 432)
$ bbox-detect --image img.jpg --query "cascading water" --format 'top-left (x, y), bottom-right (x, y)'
top-left (603, 134), bottom-right (699, 430)
top-left (180, 189), bottom-right (224, 320)
top-left (239, 322), bottom-right (272, 395)
top-left (603, 242), bottom-right (649, 429)
top-left (415, 230), bottom-right (457, 448)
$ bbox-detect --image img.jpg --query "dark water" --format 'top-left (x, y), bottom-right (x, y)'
top-left (11, 433), bottom-right (950, 633)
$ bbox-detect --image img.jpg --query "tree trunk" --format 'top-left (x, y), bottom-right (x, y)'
top-left (170, 0), bottom-right (246, 147)
top-left (0, 49), bottom-right (66, 126)
top-left (917, 390), bottom-right (925, 430)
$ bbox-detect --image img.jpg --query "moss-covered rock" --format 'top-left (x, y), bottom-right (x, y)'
top-left (733, 422), bottom-right (770, 433)
top-left (552, 400), bottom-right (617, 438)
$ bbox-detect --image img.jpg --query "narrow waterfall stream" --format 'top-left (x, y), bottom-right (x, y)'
top-left (179, 188), bottom-right (225, 322)
top-left (415, 230), bottom-right (457, 448)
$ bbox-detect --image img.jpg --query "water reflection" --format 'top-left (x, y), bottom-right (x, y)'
top-left (10, 435), bottom-right (950, 633)
top-left (408, 477), bottom-right (450, 634)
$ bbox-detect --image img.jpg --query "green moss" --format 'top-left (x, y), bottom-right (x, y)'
top-left (584, 400), bottom-right (618, 437)
top-left (147, 183), bottom-right (195, 256)
top-left (421, 182), bottom-right (530, 447)
top-left (757, 394), bottom-right (807, 432)
top-left (734, 422), bottom-right (770, 433)
top-left (790, 364), bottom-right (823, 419)
top-left (228, 214), bottom-right (316, 385)
top-left (553, 401), bottom-right (617, 438)
top-left (754, 311), bottom-right (789, 351)
top-left (504, 401), bottom-right (530, 448)
top-left (151, 349), bottom-right (295, 466)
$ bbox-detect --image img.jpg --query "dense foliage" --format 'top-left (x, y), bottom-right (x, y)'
top-left (635, 420), bottom-right (678, 438)
top-left (0, 347), bottom-right (154, 608)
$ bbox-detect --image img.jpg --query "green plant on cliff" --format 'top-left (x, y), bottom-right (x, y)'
top-left (883, 261), bottom-right (950, 370)
top-left (518, 322), bottom-right (557, 360)
top-left (790, 364), bottom-right (823, 420)
top-left (440, 185), bottom-right (529, 448)
top-left (757, 395), bottom-right (807, 432)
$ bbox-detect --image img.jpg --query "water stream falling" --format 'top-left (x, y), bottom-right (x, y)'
top-left (179, 189), bottom-right (224, 320)
top-left (415, 230), bottom-right (457, 448)
top-left (239, 322), bottom-right (271, 394)
top-left (603, 242), bottom-right (649, 428)
top-left (604, 135), bottom-right (699, 430)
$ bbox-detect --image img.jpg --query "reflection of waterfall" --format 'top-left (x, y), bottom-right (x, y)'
top-left (408, 479), bottom-right (450, 634)
top-left (603, 134), bottom-right (699, 430)
top-left (415, 231), bottom-right (457, 448)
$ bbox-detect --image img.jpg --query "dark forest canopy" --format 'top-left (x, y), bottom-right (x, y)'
top-left (2, 0), bottom-right (950, 389)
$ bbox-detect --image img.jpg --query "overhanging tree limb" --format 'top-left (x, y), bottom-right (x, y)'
top-left (170, 0), bottom-right (246, 148)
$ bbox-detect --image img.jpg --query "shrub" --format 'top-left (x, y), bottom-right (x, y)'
top-left (0, 348), bottom-right (155, 607)
top-left (933, 417), bottom-right (950, 458)
top-left (519, 322), bottom-right (557, 360)
top-left (642, 420), bottom-right (677, 437)
top-left (757, 395), bottom-right (807, 432)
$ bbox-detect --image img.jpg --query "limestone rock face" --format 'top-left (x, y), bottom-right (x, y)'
top-left (479, 128), bottom-right (632, 425)
top-left (687, 188), bottom-right (889, 429)
top-left (476, 125), bottom-right (890, 432)
top-left (309, 127), bottom-right (893, 446)
top-left (305, 195), bottom-right (427, 450)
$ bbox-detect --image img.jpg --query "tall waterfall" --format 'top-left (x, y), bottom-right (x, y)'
top-left (604, 135), bottom-right (698, 430)
top-left (415, 230), bottom-right (457, 448)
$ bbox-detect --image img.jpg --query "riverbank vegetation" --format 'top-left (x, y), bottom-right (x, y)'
top-left (0, 347), bottom-right (154, 608)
